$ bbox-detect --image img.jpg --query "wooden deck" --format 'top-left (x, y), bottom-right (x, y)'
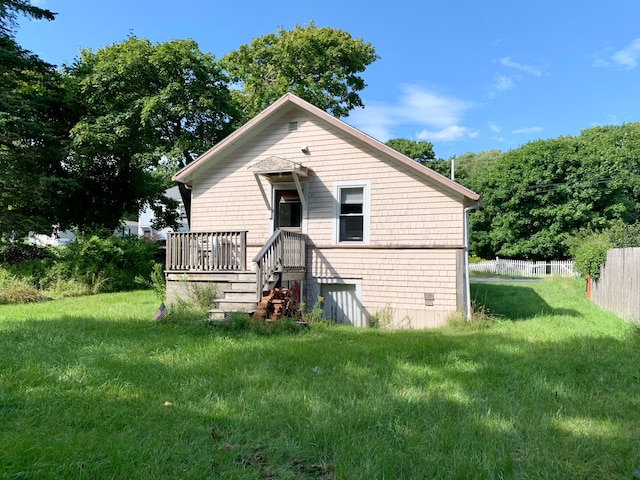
top-left (165, 230), bottom-right (306, 308)
top-left (166, 231), bottom-right (247, 272)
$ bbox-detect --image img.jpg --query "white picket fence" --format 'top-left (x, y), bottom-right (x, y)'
top-left (469, 258), bottom-right (578, 278)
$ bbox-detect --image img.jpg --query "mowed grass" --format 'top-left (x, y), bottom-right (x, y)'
top-left (0, 280), bottom-right (639, 479)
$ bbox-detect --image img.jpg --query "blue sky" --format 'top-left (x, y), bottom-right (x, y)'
top-left (16, 0), bottom-right (640, 159)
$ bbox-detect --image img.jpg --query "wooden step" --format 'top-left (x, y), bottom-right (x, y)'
top-left (214, 299), bottom-right (257, 312)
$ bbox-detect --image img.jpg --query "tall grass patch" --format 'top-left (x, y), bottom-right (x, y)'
top-left (0, 235), bottom-right (159, 303)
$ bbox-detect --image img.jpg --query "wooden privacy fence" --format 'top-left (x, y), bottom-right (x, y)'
top-left (591, 248), bottom-right (640, 323)
top-left (469, 258), bottom-right (578, 277)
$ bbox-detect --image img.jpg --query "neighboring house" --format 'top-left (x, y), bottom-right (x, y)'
top-left (138, 186), bottom-right (189, 240)
top-left (29, 221), bottom-right (139, 246)
top-left (167, 93), bottom-right (481, 328)
top-left (28, 228), bottom-right (75, 247)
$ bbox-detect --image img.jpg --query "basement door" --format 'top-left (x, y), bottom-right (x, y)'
top-left (320, 282), bottom-right (364, 327)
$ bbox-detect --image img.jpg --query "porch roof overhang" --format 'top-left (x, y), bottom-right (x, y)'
top-left (250, 156), bottom-right (309, 213)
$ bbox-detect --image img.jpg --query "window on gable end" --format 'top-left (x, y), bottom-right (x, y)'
top-left (334, 181), bottom-right (371, 244)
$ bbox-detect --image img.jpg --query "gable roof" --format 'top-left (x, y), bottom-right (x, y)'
top-left (173, 93), bottom-right (481, 202)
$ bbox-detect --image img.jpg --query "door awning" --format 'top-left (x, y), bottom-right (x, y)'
top-left (250, 156), bottom-right (309, 179)
top-left (250, 157), bottom-right (309, 215)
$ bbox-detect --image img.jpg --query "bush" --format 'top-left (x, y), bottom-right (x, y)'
top-left (50, 235), bottom-right (159, 293)
top-left (569, 231), bottom-right (612, 280)
top-left (569, 222), bottom-right (640, 281)
top-left (150, 263), bottom-right (166, 301)
top-left (0, 235), bottom-right (160, 304)
top-left (0, 242), bottom-right (51, 264)
top-left (609, 221), bottom-right (640, 248)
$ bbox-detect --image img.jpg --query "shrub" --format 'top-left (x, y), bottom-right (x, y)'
top-left (609, 221), bottom-right (640, 248)
top-left (569, 231), bottom-right (612, 280)
top-left (369, 304), bottom-right (394, 328)
top-left (51, 235), bottom-right (159, 293)
top-left (569, 222), bottom-right (640, 280)
top-left (0, 242), bottom-right (51, 264)
top-left (469, 254), bottom-right (485, 264)
top-left (150, 263), bottom-right (166, 301)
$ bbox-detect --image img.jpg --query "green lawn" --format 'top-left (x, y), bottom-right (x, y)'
top-left (0, 279), bottom-right (638, 479)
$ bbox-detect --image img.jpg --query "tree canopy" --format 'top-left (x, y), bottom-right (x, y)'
top-left (2, 16), bottom-right (382, 235)
top-left (63, 36), bottom-right (239, 229)
top-left (0, 1), bottom-right (77, 235)
top-left (467, 123), bottom-right (640, 260)
top-left (221, 22), bottom-right (379, 119)
top-left (385, 138), bottom-right (436, 164)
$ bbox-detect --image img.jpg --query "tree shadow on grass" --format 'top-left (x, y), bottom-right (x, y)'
top-left (471, 283), bottom-right (581, 320)
top-left (1, 313), bottom-right (640, 478)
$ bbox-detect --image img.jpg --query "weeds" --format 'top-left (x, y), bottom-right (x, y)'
top-left (299, 295), bottom-right (325, 324)
top-left (186, 281), bottom-right (219, 310)
top-left (369, 304), bottom-right (413, 328)
top-left (447, 301), bottom-right (499, 328)
top-left (150, 262), bottom-right (166, 300)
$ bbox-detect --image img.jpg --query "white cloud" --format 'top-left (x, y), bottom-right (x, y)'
top-left (489, 123), bottom-right (500, 133)
top-left (593, 38), bottom-right (640, 69)
top-left (612, 37), bottom-right (640, 69)
top-left (498, 57), bottom-right (542, 77)
top-left (493, 74), bottom-right (515, 92)
top-left (417, 126), bottom-right (479, 142)
top-left (348, 84), bottom-right (476, 143)
top-left (512, 127), bottom-right (543, 134)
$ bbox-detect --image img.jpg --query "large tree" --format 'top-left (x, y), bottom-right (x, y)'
top-left (64, 37), bottom-right (239, 229)
top-left (447, 149), bottom-right (503, 189)
top-left (385, 138), bottom-right (435, 164)
top-left (469, 123), bottom-right (640, 260)
top-left (221, 22), bottom-right (379, 119)
top-left (0, 0), bottom-right (78, 236)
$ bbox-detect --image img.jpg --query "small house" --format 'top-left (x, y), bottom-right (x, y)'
top-left (167, 93), bottom-right (481, 328)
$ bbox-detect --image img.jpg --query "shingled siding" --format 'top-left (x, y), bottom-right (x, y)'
top-left (591, 248), bottom-right (640, 324)
top-left (307, 247), bottom-right (463, 328)
top-left (190, 112), bottom-right (465, 248)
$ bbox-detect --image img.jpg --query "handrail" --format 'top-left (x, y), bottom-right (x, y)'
top-left (166, 231), bottom-right (247, 271)
top-left (253, 230), bottom-right (306, 297)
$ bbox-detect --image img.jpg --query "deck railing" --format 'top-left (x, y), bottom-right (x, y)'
top-left (253, 230), bottom-right (306, 296)
top-left (166, 231), bottom-right (247, 271)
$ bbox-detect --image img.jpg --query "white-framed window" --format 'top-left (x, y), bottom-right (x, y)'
top-left (333, 180), bottom-right (371, 244)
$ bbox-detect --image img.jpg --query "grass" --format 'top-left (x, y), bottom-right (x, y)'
top-left (1, 280), bottom-right (639, 479)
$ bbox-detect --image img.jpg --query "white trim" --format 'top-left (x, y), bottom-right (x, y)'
top-left (332, 180), bottom-right (371, 245)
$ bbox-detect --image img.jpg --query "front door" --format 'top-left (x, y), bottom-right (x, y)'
top-left (274, 189), bottom-right (302, 232)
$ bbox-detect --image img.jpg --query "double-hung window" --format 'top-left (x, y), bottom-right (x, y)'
top-left (334, 181), bottom-right (370, 244)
